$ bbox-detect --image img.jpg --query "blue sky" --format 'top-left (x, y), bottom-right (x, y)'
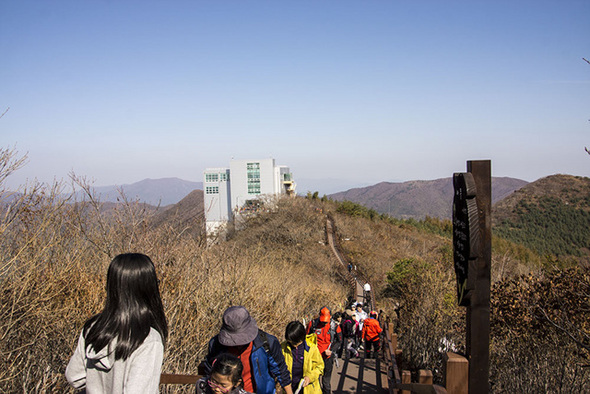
top-left (2, 1), bottom-right (589, 194)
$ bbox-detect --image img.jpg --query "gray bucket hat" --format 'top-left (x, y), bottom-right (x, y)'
top-left (218, 306), bottom-right (259, 347)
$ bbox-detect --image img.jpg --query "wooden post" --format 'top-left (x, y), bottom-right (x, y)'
top-left (395, 349), bottom-right (403, 370)
top-left (466, 160), bottom-right (491, 393)
top-left (401, 370), bottom-right (411, 394)
top-left (444, 352), bottom-right (468, 394)
top-left (418, 370), bottom-right (433, 384)
top-left (390, 331), bottom-right (398, 353)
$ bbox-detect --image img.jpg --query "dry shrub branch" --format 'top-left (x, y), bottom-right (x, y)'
top-left (1, 155), bottom-right (349, 392)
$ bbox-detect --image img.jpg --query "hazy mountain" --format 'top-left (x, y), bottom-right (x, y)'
top-left (328, 177), bottom-right (529, 220)
top-left (89, 178), bottom-right (203, 206)
top-left (296, 178), bottom-right (372, 196)
top-left (150, 189), bottom-right (205, 237)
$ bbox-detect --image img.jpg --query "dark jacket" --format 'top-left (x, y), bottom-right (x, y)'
top-left (341, 318), bottom-right (355, 339)
top-left (204, 330), bottom-right (292, 394)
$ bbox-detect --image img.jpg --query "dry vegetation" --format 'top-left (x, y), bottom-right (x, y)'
top-left (322, 197), bottom-right (589, 392)
top-left (328, 209), bottom-right (464, 381)
top-left (2, 146), bottom-right (588, 393)
top-left (0, 149), bottom-right (348, 393)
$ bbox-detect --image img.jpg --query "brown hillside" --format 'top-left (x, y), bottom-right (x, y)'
top-left (150, 189), bottom-right (205, 236)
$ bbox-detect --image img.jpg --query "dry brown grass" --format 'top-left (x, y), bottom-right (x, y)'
top-left (321, 198), bottom-right (589, 392)
top-left (327, 209), bottom-right (462, 383)
top-left (4, 145), bottom-right (582, 393)
top-left (0, 155), bottom-right (349, 392)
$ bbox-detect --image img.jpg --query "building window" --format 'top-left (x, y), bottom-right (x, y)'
top-left (219, 173), bottom-right (229, 181)
top-left (247, 162), bottom-right (260, 194)
top-left (206, 186), bottom-right (219, 194)
top-left (205, 173), bottom-right (219, 182)
top-left (246, 162), bottom-right (260, 170)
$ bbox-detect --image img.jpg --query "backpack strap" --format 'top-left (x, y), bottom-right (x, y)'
top-left (258, 329), bottom-right (271, 354)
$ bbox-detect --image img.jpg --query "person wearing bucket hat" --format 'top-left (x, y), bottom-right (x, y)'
top-left (203, 306), bottom-right (293, 394)
top-left (305, 307), bottom-right (335, 394)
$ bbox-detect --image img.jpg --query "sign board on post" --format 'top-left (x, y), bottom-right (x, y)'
top-left (452, 172), bottom-right (480, 306)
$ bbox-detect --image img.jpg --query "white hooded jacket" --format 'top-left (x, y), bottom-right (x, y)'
top-left (65, 327), bottom-right (164, 393)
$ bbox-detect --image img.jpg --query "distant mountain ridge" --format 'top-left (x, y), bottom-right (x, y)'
top-left (87, 176), bottom-right (528, 218)
top-left (328, 177), bottom-right (529, 220)
top-left (89, 178), bottom-right (203, 206)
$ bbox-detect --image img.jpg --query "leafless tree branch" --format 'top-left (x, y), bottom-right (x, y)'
top-left (538, 307), bottom-right (590, 353)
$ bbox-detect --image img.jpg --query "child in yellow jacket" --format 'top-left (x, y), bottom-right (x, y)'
top-left (281, 321), bottom-right (324, 394)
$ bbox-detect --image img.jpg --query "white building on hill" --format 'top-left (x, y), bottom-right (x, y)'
top-left (203, 158), bottom-right (295, 236)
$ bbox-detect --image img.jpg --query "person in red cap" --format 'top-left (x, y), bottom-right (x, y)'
top-left (306, 307), bottom-right (334, 394)
top-left (361, 311), bottom-right (382, 359)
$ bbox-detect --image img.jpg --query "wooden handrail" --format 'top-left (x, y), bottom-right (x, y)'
top-left (380, 313), bottom-right (448, 394)
top-left (160, 373), bottom-right (201, 385)
top-left (159, 217), bottom-right (461, 393)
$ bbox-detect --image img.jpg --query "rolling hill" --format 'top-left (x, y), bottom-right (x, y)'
top-left (492, 174), bottom-right (590, 260)
top-left (87, 178), bottom-right (202, 206)
top-left (150, 189), bottom-right (205, 237)
top-left (328, 177), bottom-right (528, 220)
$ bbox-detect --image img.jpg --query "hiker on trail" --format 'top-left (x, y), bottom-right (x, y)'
top-left (306, 307), bottom-right (335, 394)
top-left (196, 353), bottom-right (252, 394)
top-left (341, 310), bottom-right (358, 358)
top-left (65, 253), bottom-right (168, 394)
top-left (354, 303), bottom-right (368, 325)
top-left (281, 321), bottom-right (324, 394)
top-left (361, 311), bottom-right (382, 359)
top-left (203, 306), bottom-right (293, 394)
top-left (330, 312), bottom-right (343, 360)
top-left (347, 263), bottom-right (352, 272)
top-left (354, 304), bottom-right (368, 348)
top-left (363, 283), bottom-right (371, 305)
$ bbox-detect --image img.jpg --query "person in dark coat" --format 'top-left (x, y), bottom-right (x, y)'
top-left (203, 306), bottom-right (293, 394)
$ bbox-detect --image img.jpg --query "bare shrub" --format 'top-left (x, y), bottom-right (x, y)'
top-left (491, 268), bottom-right (590, 393)
top-left (1, 160), bottom-right (350, 393)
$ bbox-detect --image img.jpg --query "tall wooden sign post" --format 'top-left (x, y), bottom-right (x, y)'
top-left (453, 160), bottom-right (491, 394)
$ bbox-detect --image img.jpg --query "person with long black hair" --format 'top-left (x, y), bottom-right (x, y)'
top-left (65, 253), bottom-right (168, 393)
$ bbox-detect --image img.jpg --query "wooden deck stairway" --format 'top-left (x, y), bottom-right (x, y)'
top-left (160, 216), bottom-right (467, 394)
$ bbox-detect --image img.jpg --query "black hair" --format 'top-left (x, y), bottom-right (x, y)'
top-left (211, 353), bottom-right (244, 387)
top-left (285, 321), bottom-right (306, 346)
top-left (83, 253), bottom-right (168, 361)
top-left (333, 312), bottom-right (342, 320)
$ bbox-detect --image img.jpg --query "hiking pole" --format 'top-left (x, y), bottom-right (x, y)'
top-left (294, 379), bottom-right (305, 394)
top-left (329, 343), bottom-right (339, 367)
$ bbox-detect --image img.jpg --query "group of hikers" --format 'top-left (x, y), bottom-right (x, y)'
top-left (64, 253), bottom-right (382, 394)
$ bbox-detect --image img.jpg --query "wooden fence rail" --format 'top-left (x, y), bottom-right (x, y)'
top-left (380, 315), bottom-right (468, 394)
top-left (160, 217), bottom-right (469, 394)
top-left (160, 373), bottom-right (201, 385)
